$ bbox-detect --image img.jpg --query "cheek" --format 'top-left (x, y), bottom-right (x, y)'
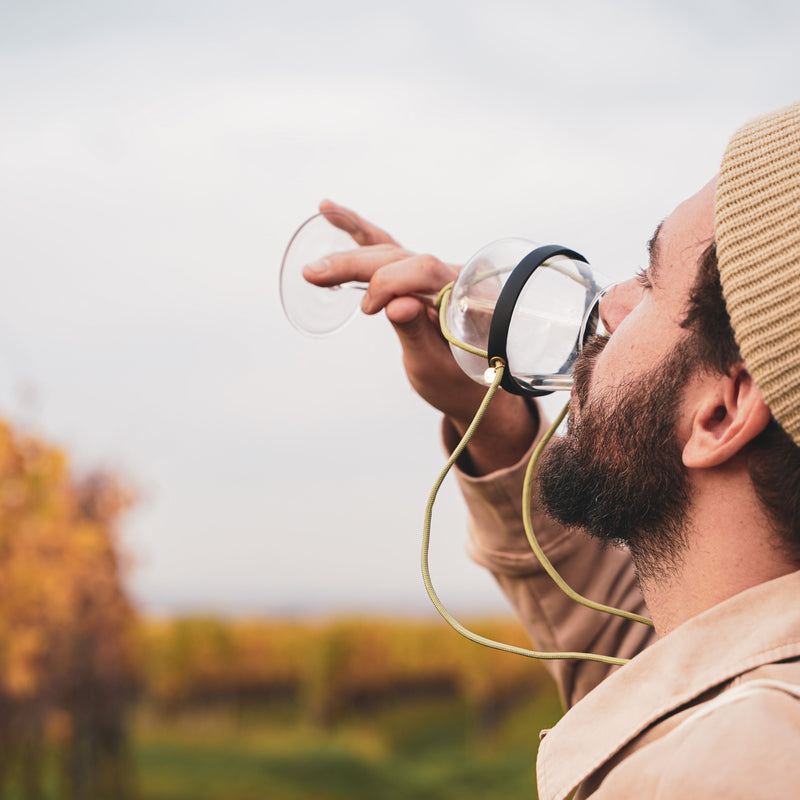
top-left (591, 314), bottom-right (668, 390)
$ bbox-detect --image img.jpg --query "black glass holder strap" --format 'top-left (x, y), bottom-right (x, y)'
top-left (487, 245), bottom-right (588, 396)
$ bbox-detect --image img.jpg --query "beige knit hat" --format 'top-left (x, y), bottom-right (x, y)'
top-left (715, 101), bottom-right (800, 445)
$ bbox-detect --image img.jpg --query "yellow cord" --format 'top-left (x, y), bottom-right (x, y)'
top-left (521, 404), bottom-right (654, 628)
top-left (421, 361), bottom-right (636, 666)
top-left (435, 283), bottom-right (489, 359)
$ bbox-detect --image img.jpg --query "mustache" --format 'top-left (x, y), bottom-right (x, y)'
top-left (573, 335), bottom-right (610, 408)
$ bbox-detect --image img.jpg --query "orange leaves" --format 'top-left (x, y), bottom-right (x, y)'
top-left (0, 417), bottom-right (138, 703)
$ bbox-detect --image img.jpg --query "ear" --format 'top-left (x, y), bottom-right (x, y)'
top-left (682, 363), bottom-right (772, 469)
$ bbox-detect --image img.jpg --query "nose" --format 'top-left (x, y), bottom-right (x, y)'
top-left (598, 278), bottom-right (642, 335)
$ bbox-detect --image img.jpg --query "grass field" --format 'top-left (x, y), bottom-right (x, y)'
top-left (134, 690), bottom-right (563, 800)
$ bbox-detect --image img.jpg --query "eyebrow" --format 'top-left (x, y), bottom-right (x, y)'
top-left (646, 220), bottom-right (664, 285)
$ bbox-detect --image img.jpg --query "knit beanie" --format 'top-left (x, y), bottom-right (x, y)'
top-left (715, 101), bottom-right (800, 445)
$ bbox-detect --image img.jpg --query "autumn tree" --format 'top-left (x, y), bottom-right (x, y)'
top-left (0, 419), bottom-right (139, 799)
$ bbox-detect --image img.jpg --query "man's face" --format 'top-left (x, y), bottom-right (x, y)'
top-left (536, 178), bottom-right (717, 577)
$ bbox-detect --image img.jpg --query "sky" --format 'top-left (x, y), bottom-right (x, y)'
top-left (0, 0), bottom-right (798, 617)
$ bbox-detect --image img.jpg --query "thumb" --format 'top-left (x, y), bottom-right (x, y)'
top-left (386, 298), bottom-right (451, 359)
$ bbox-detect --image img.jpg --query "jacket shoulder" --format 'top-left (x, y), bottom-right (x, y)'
top-left (653, 666), bottom-right (800, 797)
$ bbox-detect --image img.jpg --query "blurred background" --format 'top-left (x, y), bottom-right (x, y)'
top-left (0, 0), bottom-right (797, 797)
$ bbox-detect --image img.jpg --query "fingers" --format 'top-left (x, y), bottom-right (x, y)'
top-left (302, 243), bottom-right (412, 287)
top-left (384, 295), bottom-right (430, 326)
top-left (303, 248), bottom-right (456, 316)
top-left (318, 199), bottom-right (398, 247)
top-left (362, 254), bottom-right (456, 314)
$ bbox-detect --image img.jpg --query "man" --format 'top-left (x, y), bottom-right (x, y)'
top-left (305, 101), bottom-right (800, 797)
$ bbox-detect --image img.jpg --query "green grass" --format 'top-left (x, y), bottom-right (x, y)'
top-left (134, 691), bottom-right (563, 800)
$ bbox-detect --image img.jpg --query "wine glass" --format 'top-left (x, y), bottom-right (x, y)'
top-left (279, 210), bottom-right (373, 337)
top-left (281, 209), bottom-right (444, 337)
top-left (280, 212), bottom-right (609, 390)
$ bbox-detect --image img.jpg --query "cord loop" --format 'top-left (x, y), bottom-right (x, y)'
top-left (422, 369), bottom-right (652, 666)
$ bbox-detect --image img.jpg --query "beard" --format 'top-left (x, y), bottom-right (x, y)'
top-left (536, 336), bottom-right (696, 582)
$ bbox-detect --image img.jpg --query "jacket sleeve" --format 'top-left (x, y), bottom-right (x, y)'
top-left (444, 415), bottom-right (657, 709)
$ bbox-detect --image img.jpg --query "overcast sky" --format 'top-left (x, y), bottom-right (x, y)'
top-left (1, 1), bottom-right (798, 617)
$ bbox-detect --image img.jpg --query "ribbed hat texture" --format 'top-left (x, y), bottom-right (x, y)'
top-left (715, 102), bottom-right (800, 445)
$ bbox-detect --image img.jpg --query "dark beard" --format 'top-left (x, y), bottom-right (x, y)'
top-left (536, 336), bottom-right (696, 582)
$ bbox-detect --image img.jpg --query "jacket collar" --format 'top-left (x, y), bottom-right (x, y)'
top-left (537, 569), bottom-right (800, 800)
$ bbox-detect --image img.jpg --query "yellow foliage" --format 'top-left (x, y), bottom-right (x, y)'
top-left (140, 613), bottom-right (551, 720)
top-left (0, 417), bottom-right (139, 704)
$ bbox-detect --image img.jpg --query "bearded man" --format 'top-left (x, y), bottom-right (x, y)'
top-left (305, 101), bottom-right (800, 798)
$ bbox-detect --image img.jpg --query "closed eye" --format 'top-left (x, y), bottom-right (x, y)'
top-left (635, 267), bottom-right (653, 290)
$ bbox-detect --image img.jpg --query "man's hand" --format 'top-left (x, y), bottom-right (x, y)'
top-left (304, 200), bottom-right (540, 474)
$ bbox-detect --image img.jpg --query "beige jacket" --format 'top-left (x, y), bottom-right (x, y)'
top-left (451, 422), bottom-right (800, 799)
